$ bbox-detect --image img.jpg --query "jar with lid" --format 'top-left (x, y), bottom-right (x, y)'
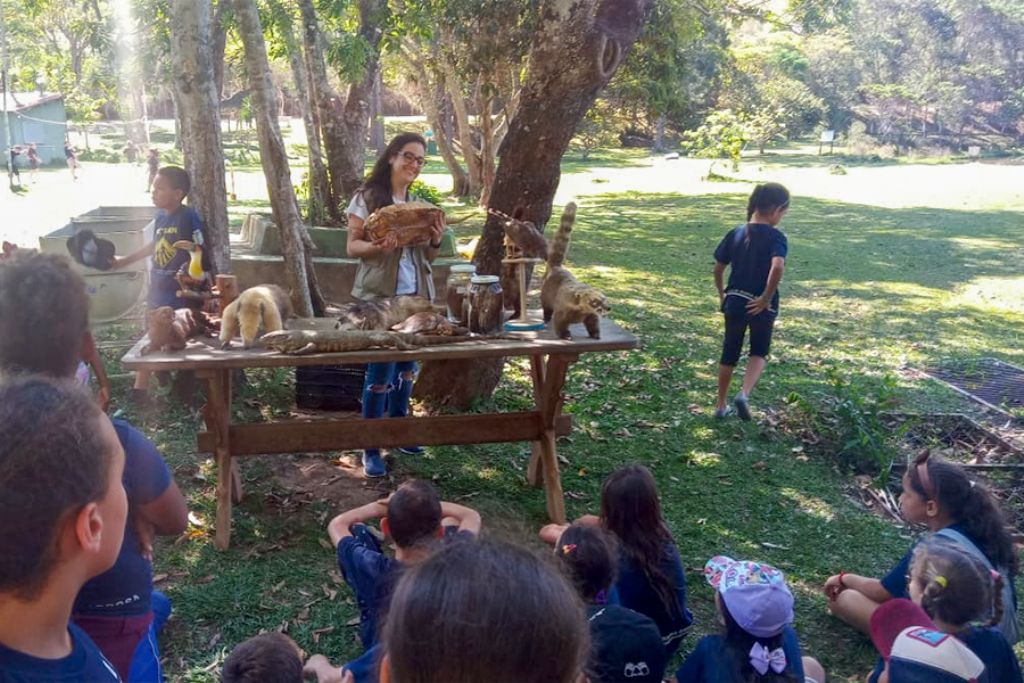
top-left (445, 264), bottom-right (477, 324)
top-left (466, 274), bottom-right (503, 334)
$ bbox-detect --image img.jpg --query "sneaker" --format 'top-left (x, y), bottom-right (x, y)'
top-left (362, 450), bottom-right (387, 478)
top-left (396, 446), bottom-right (424, 455)
top-left (714, 406), bottom-right (734, 419)
top-left (734, 393), bottom-right (752, 421)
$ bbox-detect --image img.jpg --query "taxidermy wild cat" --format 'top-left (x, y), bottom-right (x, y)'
top-left (539, 202), bottom-right (610, 339)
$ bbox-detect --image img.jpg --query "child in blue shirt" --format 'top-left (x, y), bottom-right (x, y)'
top-left (675, 556), bottom-right (825, 683)
top-left (112, 165), bottom-right (209, 400)
top-left (541, 463), bottom-right (693, 657)
top-left (713, 182), bottom-right (789, 421)
top-left (0, 378), bottom-right (128, 683)
top-left (0, 252), bottom-right (188, 681)
top-left (327, 480), bottom-right (481, 650)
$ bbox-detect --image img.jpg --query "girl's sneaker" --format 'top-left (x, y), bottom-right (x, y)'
top-left (734, 393), bottom-right (752, 421)
top-left (714, 406), bottom-right (734, 419)
top-left (362, 450), bottom-right (386, 477)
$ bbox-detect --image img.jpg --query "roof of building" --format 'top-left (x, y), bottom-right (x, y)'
top-left (2, 92), bottom-right (65, 113)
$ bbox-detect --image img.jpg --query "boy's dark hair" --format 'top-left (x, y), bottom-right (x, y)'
top-left (157, 165), bottom-right (191, 196)
top-left (556, 523), bottom-right (617, 601)
top-left (911, 536), bottom-right (1002, 628)
top-left (0, 251), bottom-right (89, 379)
top-left (746, 182), bottom-right (790, 222)
top-left (387, 479), bottom-right (442, 549)
top-left (908, 450), bottom-right (1018, 574)
top-left (221, 632), bottom-right (303, 683)
top-left (600, 464), bottom-right (682, 617)
top-left (0, 377), bottom-right (109, 599)
top-left (360, 132), bottom-right (427, 214)
top-left (721, 597), bottom-right (801, 683)
top-left (384, 539), bottom-right (589, 683)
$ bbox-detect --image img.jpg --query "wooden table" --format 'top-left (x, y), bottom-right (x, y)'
top-left (122, 318), bottom-right (637, 548)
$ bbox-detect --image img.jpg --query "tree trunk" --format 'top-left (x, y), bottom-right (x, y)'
top-left (170, 0), bottom-right (231, 275)
top-left (419, 0), bottom-right (651, 409)
top-left (298, 0), bottom-right (345, 216)
top-left (440, 49), bottom-right (483, 198)
top-left (233, 0), bottom-right (314, 317)
top-left (653, 115), bottom-right (665, 152)
top-left (370, 69), bottom-right (386, 156)
top-left (477, 82), bottom-right (497, 206)
top-left (286, 24), bottom-right (332, 226)
top-left (335, 0), bottom-right (388, 199)
top-left (212, 1), bottom-right (229, 100)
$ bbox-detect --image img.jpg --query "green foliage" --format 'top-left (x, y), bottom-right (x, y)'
top-left (681, 110), bottom-right (746, 168)
top-left (573, 100), bottom-right (627, 160)
top-left (409, 179), bottom-right (444, 205)
top-left (77, 148), bottom-right (122, 163)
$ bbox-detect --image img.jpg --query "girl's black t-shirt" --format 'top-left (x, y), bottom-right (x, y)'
top-left (714, 223), bottom-right (788, 314)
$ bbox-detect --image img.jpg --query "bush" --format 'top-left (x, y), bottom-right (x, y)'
top-left (77, 148), bottom-right (121, 164)
top-left (410, 179), bottom-right (444, 205)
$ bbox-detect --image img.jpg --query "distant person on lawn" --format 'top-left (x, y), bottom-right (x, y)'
top-left (0, 251), bottom-right (188, 681)
top-left (64, 141), bottom-right (79, 180)
top-left (713, 182), bottom-right (790, 421)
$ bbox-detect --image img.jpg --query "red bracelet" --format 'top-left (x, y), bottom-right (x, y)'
top-left (838, 571), bottom-right (848, 588)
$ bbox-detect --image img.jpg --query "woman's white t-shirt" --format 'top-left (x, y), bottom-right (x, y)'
top-left (346, 192), bottom-right (417, 295)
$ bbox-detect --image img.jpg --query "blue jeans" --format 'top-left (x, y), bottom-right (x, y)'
top-left (363, 361), bottom-right (418, 417)
top-left (127, 591), bottom-right (171, 682)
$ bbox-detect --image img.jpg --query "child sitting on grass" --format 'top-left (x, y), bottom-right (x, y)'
top-left (823, 451), bottom-right (1018, 641)
top-left (541, 463), bottom-right (693, 657)
top-left (555, 523), bottom-right (667, 683)
top-left (380, 539), bottom-right (589, 683)
top-left (675, 556), bottom-right (825, 683)
top-left (222, 632), bottom-right (304, 683)
top-left (112, 165), bottom-right (210, 402)
top-left (328, 480), bottom-right (481, 650)
top-left (0, 377), bottom-right (127, 682)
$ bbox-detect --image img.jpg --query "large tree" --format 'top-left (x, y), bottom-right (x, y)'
top-left (169, 0), bottom-right (231, 274)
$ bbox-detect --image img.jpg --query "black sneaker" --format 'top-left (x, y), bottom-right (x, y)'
top-left (734, 394), bottom-right (752, 421)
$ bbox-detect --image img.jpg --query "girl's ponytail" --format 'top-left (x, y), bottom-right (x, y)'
top-left (746, 185), bottom-right (762, 222)
top-left (989, 571), bottom-right (1005, 629)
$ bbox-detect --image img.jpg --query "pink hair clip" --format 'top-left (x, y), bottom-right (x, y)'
top-left (561, 544), bottom-right (577, 555)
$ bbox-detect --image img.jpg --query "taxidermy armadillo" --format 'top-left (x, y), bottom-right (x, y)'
top-left (365, 202), bottom-right (477, 249)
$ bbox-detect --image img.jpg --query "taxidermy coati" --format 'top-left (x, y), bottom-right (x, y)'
top-left (540, 202), bottom-right (610, 339)
top-left (335, 295), bottom-right (435, 331)
top-left (220, 285), bottom-right (294, 349)
top-left (142, 307), bottom-right (210, 355)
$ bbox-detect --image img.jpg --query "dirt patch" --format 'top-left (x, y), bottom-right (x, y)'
top-left (269, 453), bottom-right (396, 511)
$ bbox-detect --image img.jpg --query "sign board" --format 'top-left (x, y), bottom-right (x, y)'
top-left (967, 146), bottom-right (981, 158)
top-left (820, 130), bottom-right (836, 143)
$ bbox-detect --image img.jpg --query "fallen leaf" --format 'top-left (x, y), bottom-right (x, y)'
top-left (297, 607), bottom-right (310, 621)
top-left (752, 461), bottom-right (768, 471)
top-left (318, 538), bottom-right (333, 550)
top-left (208, 631), bottom-right (222, 648)
top-left (345, 616), bottom-right (361, 627)
top-left (298, 589), bottom-right (312, 598)
top-left (195, 575), bottom-right (215, 585)
top-left (577, 467), bottom-right (587, 477)
top-left (322, 584), bottom-right (338, 601)
top-left (271, 580), bottom-right (286, 593)
top-left (312, 626), bottom-right (335, 644)
top-left (761, 542), bottom-right (790, 550)
top-left (188, 512), bottom-right (206, 527)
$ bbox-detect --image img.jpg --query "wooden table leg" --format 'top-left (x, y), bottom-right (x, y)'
top-left (202, 369), bottom-right (235, 550)
top-left (527, 355), bottom-right (547, 487)
top-left (527, 353), bottom-right (576, 524)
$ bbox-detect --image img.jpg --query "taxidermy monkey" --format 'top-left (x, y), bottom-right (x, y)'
top-left (220, 285), bottom-right (294, 349)
top-left (540, 202), bottom-right (610, 339)
top-left (142, 307), bottom-right (209, 355)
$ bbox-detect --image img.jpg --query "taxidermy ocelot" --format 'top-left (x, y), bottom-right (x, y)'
top-left (539, 202), bottom-right (610, 339)
top-left (219, 284), bottom-right (294, 349)
top-left (334, 295), bottom-right (436, 331)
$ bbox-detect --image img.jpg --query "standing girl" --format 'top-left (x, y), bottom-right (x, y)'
top-left (27, 143), bottom-right (40, 183)
top-left (345, 132), bottom-right (444, 477)
top-left (713, 182), bottom-right (790, 420)
top-left (64, 140), bottom-right (79, 180)
top-left (541, 463), bottom-right (694, 657)
top-left (824, 451), bottom-right (1019, 640)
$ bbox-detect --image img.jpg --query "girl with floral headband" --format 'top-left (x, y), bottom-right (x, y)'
top-left (675, 556), bottom-right (825, 683)
top-left (823, 451), bottom-right (1018, 642)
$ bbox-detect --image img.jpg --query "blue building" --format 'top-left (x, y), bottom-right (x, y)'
top-left (1, 92), bottom-right (68, 165)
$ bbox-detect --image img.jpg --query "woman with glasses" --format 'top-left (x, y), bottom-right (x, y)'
top-left (345, 132), bottom-right (445, 477)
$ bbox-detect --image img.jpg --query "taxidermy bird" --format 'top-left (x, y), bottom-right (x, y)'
top-left (174, 240), bottom-right (206, 280)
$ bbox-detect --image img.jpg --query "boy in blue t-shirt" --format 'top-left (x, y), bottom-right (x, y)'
top-left (0, 378), bottom-right (127, 683)
top-left (0, 252), bottom-right (188, 681)
top-left (319, 480), bottom-right (480, 674)
top-left (112, 165), bottom-right (210, 399)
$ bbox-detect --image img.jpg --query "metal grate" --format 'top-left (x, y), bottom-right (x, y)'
top-left (923, 358), bottom-right (1024, 414)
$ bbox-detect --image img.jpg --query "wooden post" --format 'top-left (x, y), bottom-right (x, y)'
top-left (201, 368), bottom-right (237, 549)
top-left (527, 353), bottom-right (576, 523)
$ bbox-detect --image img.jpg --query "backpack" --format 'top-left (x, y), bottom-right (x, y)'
top-left (934, 527), bottom-right (1020, 644)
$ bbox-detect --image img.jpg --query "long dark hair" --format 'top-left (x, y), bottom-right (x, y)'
top-left (359, 132), bottom-right (426, 214)
top-left (600, 464), bottom-right (681, 617)
top-left (721, 598), bottom-right (800, 683)
top-left (556, 523), bottom-right (617, 602)
top-left (911, 536), bottom-right (1003, 628)
top-left (383, 539), bottom-right (588, 683)
top-left (746, 182), bottom-right (790, 222)
top-left (908, 451), bottom-right (1018, 574)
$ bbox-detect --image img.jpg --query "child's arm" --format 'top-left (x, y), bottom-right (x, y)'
top-left (824, 573), bottom-right (892, 602)
top-left (713, 261), bottom-right (727, 307)
top-left (303, 654), bottom-right (347, 683)
top-left (112, 241), bottom-right (155, 269)
top-left (82, 331), bottom-right (110, 412)
top-left (746, 256), bottom-right (785, 315)
top-left (539, 523), bottom-right (569, 546)
top-left (439, 501), bottom-right (482, 536)
top-left (328, 500), bottom-right (388, 547)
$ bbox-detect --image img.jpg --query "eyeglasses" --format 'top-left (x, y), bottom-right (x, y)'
top-left (399, 151), bottom-right (426, 167)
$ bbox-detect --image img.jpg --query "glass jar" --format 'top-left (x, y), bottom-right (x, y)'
top-left (445, 264), bottom-right (477, 325)
top-left (466, 275), bottom-right (503, 334)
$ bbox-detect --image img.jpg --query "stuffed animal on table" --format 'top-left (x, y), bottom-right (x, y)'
top-left (142, 306), bottom-right (210, 355)
top-left (219, 284), bottom-right (295, 349)
top-left (173, 240), bottom-right (213, 307)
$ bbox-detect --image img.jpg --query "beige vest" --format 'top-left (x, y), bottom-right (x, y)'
top-left (351, 247), bottom-right (435, 301)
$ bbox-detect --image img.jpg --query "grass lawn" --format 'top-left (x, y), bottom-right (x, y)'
top-left (97, 157), bottom-right (1024, 682)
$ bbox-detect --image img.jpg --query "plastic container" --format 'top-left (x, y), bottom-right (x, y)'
top-left (445, 263), bottom-right (477, 324)
top-left (466, 274), bottom-right (503, 334)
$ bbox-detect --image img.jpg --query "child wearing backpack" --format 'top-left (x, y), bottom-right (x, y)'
top-left (541, 463), bottom-right (693, 657)
top-left (824, 450), bottom-right (1018, 641)
top-left (675, 556), bottom-right (825, 683)
top-left (0, 378), bottom-right (127, 682)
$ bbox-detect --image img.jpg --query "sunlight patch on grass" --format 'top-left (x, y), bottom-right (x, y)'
top-left (688, 450), bottom-right (723, 466)
top-left (952, 276), bottom-right (1024, 315)
top-left (780, 488), bottom-right (836, 522)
